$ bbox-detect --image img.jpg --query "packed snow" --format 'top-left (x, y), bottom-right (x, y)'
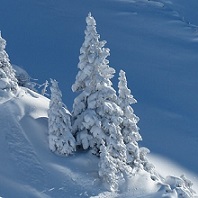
top-left (0, 0), bottom-right (198, 197)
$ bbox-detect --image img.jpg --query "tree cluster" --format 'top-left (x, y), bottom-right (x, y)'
top-left (0, 13), bottom-right (196, 195)
top-left (47, 13), bottom-right (151, 191)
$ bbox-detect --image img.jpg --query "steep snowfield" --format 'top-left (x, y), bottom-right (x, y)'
top-left (0, 0), bottom-right (198, 197)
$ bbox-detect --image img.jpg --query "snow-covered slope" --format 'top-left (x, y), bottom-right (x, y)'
top-left (0, 88), bottom-right (48, 197)
top-left (0, 88), bottom-right (195, 197)
top-left (0, 88), bottom-right (157, 197)
top-left (0, 88), bottom-right (99, 198)
top-left (0, 0), bottom-right (198, 197)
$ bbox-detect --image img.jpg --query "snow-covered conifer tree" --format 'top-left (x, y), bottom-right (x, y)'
top-left (72, 13), bottom-right (115, 93)
top-left (118, 70), bottom-right (148, 171)
top-left (48, 79), bottom-right (76, 155)
top-left (0, 32), bottom-right (18, 92)
top-left (72, 13), bottom-right (126, 159)
top-left (98, 141), bottom-right (119, 191)
top-left (98, 140), bottom-right (132, 192)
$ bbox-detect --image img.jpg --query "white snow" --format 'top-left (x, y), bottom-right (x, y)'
top-left (149, 153), bottom-right (198, 192)
top-left (0, 87), bottom-right (197, 196)
top-left (0, 0), bottom-right (198, 197)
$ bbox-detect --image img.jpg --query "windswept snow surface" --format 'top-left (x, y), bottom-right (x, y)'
top-left (0, 0), bottom-right (198, 197)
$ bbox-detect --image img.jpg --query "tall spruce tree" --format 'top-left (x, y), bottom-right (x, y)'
top-left (0, 32), bottom-right (18, 92)
top-left (118, 70), bottom-right (154, 173)
top-left (72, 13), bottom-right (126, 159)
top-left (48, 79), bottom-right (76, 155)
top-left (118, 70), bottom-right (143, 170)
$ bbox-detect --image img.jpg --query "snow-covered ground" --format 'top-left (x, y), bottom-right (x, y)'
top-left (0, 87), bottom-right (196, 197)
top-left (0, 0), bottom-right (198, 197)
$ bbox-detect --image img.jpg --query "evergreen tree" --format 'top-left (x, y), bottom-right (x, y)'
top-left (72, 13), bottom-right (115, 93)
top-left (99, 140), bottom-right (132, 192)
top-left (48, 79), bottom-right (76, 155)
top-left (98, 141), bottom-right (119, 191)
top-left (0, 32), bottom-right (18, 92)
top-left (118, 70), bottom-right (144, 170)
top-left (118, 70), bottom-right (155, 174)
top-left (72, 13), bottom-right (126, 159)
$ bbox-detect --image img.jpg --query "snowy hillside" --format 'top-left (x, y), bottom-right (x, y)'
top-left (0, 88), bottom-right (102, 198)
top-left (0, 87), bottom-right (196, 197)
top-left (0, 0), bottom-right (198, 197)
